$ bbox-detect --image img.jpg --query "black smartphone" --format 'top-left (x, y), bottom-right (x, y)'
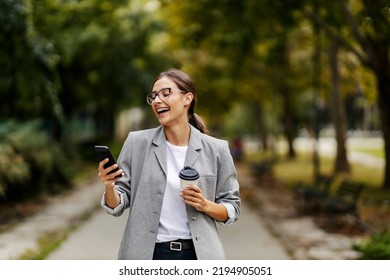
top-left (94, 145), bottom-right (122, 178)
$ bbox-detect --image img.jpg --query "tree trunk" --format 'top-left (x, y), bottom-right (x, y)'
top-left (328, 39), bottom-right (350, 173)
top-left (311, 7), bottom-right (322, 180)
top-left (253, 102), bottom-right (269, 151)
top-left (279, 36), bottom-right (296, 159)
top-left (373, 43), bottom-right (390, 189)
top-left (342, 0), bottom-right (390, 188)
top-left (377, 87), bottom-right (390, 190)
top-left (281, 92), bottom-right (296, 159)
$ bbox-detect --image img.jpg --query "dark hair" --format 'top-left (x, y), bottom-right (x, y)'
top-left (153, 68), bottom-right (209, 134)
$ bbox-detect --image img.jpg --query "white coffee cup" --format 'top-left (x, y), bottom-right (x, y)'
top-left (179, 166), bottom-right (200, 188)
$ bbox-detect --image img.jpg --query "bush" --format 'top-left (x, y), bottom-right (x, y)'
top-left (0, 143), bottom-right (30, 196)
top-left (0, 120), bottom-right (75, 201)
top-left (355, 231), bottom-right (390, 260)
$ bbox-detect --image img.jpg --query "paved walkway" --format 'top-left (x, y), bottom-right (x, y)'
top-left (47, 201), bottom-right (289, 260)
top-left (0, 177), bottom-right (102, 260)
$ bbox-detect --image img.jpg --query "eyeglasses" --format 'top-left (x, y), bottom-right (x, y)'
top-left (146, 87), bottom-right (186, 105)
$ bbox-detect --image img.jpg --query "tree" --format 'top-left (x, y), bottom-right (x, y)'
top-left (1, 0), bottom-right (169, 141)
top-left (159, 0), bottom-right (308, 156)
top-left (31, 0), bottom-right (167, 139)
top-left (328, 38), bottom-right (350, 173)
top-left (304, 0), bottom-right (390, 188)
top-left (0, 0), bottom-right (65, 139)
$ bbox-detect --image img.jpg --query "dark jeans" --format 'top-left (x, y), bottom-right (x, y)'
top-left (153, 240), bottom-right (197, 260)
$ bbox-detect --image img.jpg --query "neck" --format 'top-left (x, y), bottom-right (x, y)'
top-left (164, 124), bottom-right (190, 146)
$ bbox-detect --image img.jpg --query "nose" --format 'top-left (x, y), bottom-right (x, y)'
top-left (154, 94), bottom-right (163, 103)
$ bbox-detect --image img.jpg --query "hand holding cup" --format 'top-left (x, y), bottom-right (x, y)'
top-left (179, 166), bottom-right (209, 212)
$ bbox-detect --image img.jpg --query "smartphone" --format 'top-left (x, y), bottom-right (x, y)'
top-left (94, 145), bottom-right (122, 178)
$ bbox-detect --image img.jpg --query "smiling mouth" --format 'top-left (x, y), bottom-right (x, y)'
top-left (156, 107), bottom-right (170, 115)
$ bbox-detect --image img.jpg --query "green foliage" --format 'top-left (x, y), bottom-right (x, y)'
top-left (159, 0), bottom-right (315, 141)
top-left (0, 144), bottom-right (30, 196)
top-left (0, 0), bottom-right (42, 117)
top-left (0, 120), bottom-right (74, 201)
top-left (0, 0), bottom-right (170, 140)
top-left (355, 231), bottom-right (390, 260)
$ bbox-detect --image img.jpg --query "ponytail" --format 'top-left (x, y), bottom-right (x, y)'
top-left (189, 113), bottom-right (209, 135)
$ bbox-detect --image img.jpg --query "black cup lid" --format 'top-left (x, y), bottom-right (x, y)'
top-left (179, 166), bottom-right (199, 180)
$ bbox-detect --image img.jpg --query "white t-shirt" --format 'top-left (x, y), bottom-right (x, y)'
top-left (156, 141), bottom-right (191, 242)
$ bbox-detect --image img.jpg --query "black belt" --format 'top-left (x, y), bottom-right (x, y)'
top-left (157, 239), bottom-right (194, 252)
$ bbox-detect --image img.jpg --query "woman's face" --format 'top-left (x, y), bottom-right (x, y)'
top-left (151, 76), bottom-right (192, 127)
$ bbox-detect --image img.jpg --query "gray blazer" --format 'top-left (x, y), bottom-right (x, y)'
top-left (102, 125), bottom-right (240, 259)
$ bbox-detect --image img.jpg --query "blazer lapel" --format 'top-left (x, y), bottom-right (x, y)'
top-left (152, 125), bottom-right (202, 173)
top-left (184, 125), bottom-right (202, 167)
top-left (152, 126), bottom-right (167, 176)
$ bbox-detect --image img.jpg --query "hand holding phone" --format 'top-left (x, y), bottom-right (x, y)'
top-left (94, 145), bottom-right (122, 178)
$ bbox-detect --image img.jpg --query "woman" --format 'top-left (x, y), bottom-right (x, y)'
top-left (98, 68), bottom-right (240, 260)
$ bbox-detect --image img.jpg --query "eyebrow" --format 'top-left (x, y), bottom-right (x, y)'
top-left (152, 87), bottom-right (168, 93)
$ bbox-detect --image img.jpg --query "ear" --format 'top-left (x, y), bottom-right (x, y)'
top-left (184, 92), bottom-right (194, 105)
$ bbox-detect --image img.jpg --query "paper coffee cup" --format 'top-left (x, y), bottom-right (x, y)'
top-left (179, 166), bottom-right (200, 188)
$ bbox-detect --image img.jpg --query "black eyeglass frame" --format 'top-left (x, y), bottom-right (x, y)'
top-left (146, 87), bottom-right (186, 105)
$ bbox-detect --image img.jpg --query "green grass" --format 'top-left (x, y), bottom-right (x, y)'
top-left (18, 230), bottom-right (70, 260)
top-left (245, 148), bottom-right (384, 190)
top-left (273, 153), bottom-right (383, 188)
top-left (351, 147), bottom-right (384, 158)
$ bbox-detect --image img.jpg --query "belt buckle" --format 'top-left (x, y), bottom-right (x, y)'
top-left (170, 241), bottom-right (182, 251)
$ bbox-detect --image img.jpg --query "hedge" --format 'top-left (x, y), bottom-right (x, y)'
top-left (0, 120), bottom-right (74, 201)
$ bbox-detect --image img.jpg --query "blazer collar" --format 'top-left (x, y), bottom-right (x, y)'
top-left (151, 125), bottom-right (166, 147)
top-left (152, 124), bottom-right (202, 175)
top-left (151, 124), bottom-right (202, 148)
top-left (186, 124), bottom-right (202, 167)
top-left (152, 126), bottom-right (167, 175)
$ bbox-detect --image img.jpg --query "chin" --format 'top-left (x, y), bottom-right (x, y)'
top-left (157, 117), bottom-right (169, 126)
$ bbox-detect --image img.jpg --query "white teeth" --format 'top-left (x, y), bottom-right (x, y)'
top-left (156, 107), bottom-right (169, 113)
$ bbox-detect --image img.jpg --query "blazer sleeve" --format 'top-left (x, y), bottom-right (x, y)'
top-left (215, 140), bottom-right (241, 225)
top-left (101, 133), bottom-right (133, 216)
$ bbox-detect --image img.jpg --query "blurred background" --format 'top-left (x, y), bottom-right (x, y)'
top-left (0, 0), bottom-right (389, 260)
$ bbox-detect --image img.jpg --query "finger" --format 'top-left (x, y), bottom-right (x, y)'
top-left (180, 189), bottom-right (192, 199)
top-left (181, 192), bottom-right (200, 203)
top-left (185, 185), bottom-right (202, 194)
top-left (185, 197), bottom-right (199, 204)
top-left (100, 164), bottom-right (119, 178)
top-left (98, 158), bottom-right (109, 169)
top-left (107, 169), bottom-right (124, 181)
top-left (105, 163), bottom-right (118, 173)
top-left (113, 169), bottom-right (124, 178)
top-left (182, 188), bottom-right (203, 200)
